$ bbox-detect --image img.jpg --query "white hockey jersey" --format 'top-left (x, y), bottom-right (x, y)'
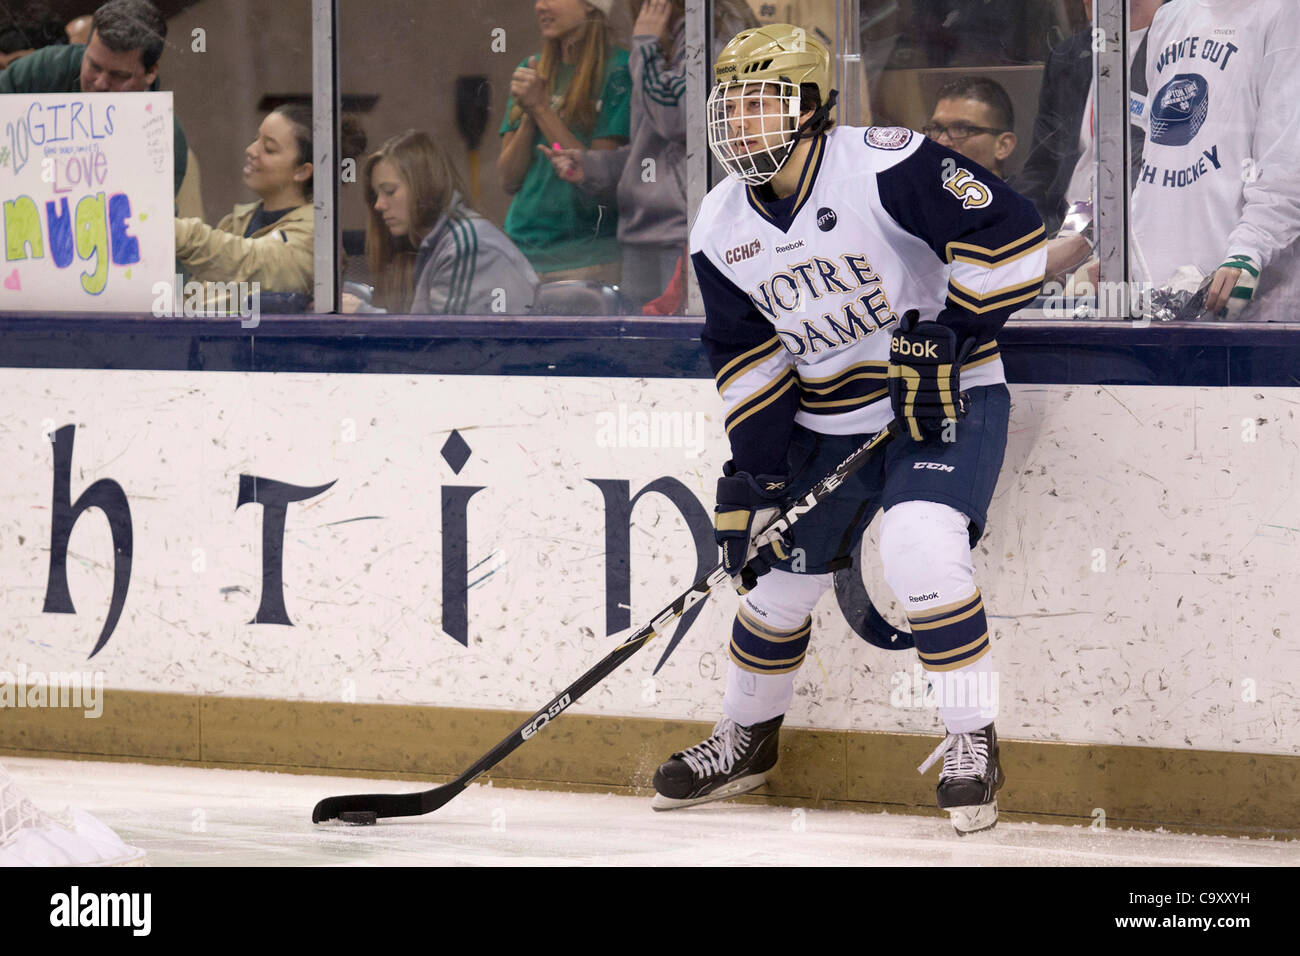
top-left (1130, 0), bottom-right (1300, 292)
top-left (690, 125), bottom-right (1046, 477)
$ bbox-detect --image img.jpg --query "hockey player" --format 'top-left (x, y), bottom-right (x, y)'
top-left (651, 25), bottom-right (1046, 833)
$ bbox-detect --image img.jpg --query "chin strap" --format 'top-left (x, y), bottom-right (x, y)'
top-left (794, 88), bottom-right (838, 143)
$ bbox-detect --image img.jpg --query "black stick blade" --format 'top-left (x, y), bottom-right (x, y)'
top-left (312, 791), bottom-right (425, 823)
top-left (419, 781), bottom-right (468, 815)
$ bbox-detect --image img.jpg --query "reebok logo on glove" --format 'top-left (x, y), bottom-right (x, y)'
top-left (891, 337), bottom-right (939, 359)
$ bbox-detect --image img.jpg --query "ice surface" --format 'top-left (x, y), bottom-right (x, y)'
top-left (4, 756), bottom-right (1295, 867)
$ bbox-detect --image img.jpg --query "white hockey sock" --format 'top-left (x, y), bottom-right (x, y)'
top-left (723, 659), bottom-right (794, 726)
top-left (932, 653), bottom-right (1000, 734)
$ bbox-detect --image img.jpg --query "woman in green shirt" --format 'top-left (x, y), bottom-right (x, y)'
top-left (498, 0), bottom-right (631, 282)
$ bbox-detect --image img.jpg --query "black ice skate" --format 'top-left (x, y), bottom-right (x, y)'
top-left (917, 723), bottom-right (1004, 835)
top-left (651, 715), bottom-right (783, 810)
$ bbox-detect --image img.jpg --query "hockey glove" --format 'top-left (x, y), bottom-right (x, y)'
top-left (715, 463), bottom-right (792, 594)
top-left (888, 310), bottom-right (975, 442)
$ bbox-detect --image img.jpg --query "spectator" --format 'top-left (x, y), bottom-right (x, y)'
top-left (923, 76), bottom-right (1018, 181)
top-left (498, 0), bottom-right (631, 283)
top-left (540, 0), bottom-right (759, 312)
top-left (1047, 0), bottom-right (1167, 280)
top-left (174, 105), bottom-right (338, 307)
top-left (540, 0), bottom-right (685, 312)
top-left (924, 76), bottom-right (1096, 291)
top-left (0, 3), bottom-right (67, 70)
top-left (0, 0), bottom-right (187, 195)
top-left (904, 0), bottom-right (1060, 68)
top-left (1127, 0), bottom-right (1300, 318)
top-left (1015, 3), bottom-right (1094, 235)
top-left (344, 130), bottom-right (538, 315)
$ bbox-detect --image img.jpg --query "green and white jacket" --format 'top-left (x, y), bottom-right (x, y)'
top-left (410, 195), bottom-right (539, 315)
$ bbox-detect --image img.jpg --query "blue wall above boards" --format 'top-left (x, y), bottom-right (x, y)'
top-left (1, 313), bottom-right (1298, 387)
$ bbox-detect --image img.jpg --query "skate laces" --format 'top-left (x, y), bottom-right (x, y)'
top-left (679, 718), bottom-right (751, 778)
top-left (917, 731), bottom-right (988, 779)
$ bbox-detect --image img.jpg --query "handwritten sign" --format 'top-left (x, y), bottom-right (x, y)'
top-left (0, 92), bottom-right (174, 312)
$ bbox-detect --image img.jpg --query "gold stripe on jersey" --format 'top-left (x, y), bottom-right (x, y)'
top-left (946, 276), bottom-right (1043, 314)
top-left (745, 135), bottom-right (826, 226)
top-left (797, 360), bottom-right (889, 412)
top-left (718, 343), bottom-right (786, 398)
top-left (797, 360), bottom-right (889, 390)
top-left (716, 335), bottom-right (783, 393)
top-left (946, 226), bottom-right (1046, 267)
top-left (959, 341), bottom-right (1001, 372)
top-left (787, 135), bottom-right (825, 217)
top-left (793, 345), bottom-right (997, 413)
top-left (961, 351), bottom-right (1001, 372)
top-left (799, 372), bottom-right (887, 396)
top-left (746, 189), bottom-right (779, 225)
top-left (725, 368), bottom-right (797, 434)
top-left (799, 387), bottom-right (889, 411)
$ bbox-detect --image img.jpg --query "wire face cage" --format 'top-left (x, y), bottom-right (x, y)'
top-left (706, 78), bottom-right (802, 186)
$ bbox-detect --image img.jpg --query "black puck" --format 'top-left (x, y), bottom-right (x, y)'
top-left (339, 811), bottom-right (378, 826)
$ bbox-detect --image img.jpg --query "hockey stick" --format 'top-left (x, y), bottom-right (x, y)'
top-left (312, 419), bottom-right (906, 824)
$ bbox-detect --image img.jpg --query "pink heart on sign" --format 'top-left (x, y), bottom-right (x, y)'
top-left (3, 269), bottom-right (18, 291)
top-left (146, 103), bottom-right (153, 112)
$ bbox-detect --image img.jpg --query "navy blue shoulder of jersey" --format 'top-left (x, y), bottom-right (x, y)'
top-left (875, 137), bottom-right (1047, 343)
top-left (692, 249), bottom-right (798, 478)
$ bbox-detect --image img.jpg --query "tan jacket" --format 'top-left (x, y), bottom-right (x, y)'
top-left (175, 202), bottom-right (314, 297)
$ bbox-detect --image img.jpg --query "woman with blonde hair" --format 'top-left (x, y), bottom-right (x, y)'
top-left (497, 0), bottom-right (631, 282)
top-left (541, 0), bottom-right (759, 311)
top-left (346, 130), bottom-right (537, 314)
top-left (540, 0), bottom-right (684, 311)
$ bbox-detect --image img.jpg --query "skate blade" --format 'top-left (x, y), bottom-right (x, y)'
top-left (946, 799), bottom-right (998, 835)
top-left (651, 773), bottom-right (768, 811)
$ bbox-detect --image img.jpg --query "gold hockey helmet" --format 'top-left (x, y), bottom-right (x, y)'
top-left (707, 25), bottom-right (833, 185)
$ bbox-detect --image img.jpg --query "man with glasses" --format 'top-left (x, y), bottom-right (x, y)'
top-left (923, 76), bottom-right (1018, 183)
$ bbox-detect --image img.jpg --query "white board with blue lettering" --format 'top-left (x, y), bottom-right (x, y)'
top-left (0, 92), bottom-right (174, 312)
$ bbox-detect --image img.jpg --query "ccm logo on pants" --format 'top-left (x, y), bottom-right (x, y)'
top-left (913, 462), bottom-right (955, 472)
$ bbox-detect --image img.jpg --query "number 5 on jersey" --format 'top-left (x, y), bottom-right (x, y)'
top-left (942, 168), bottom-right (992, 210)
